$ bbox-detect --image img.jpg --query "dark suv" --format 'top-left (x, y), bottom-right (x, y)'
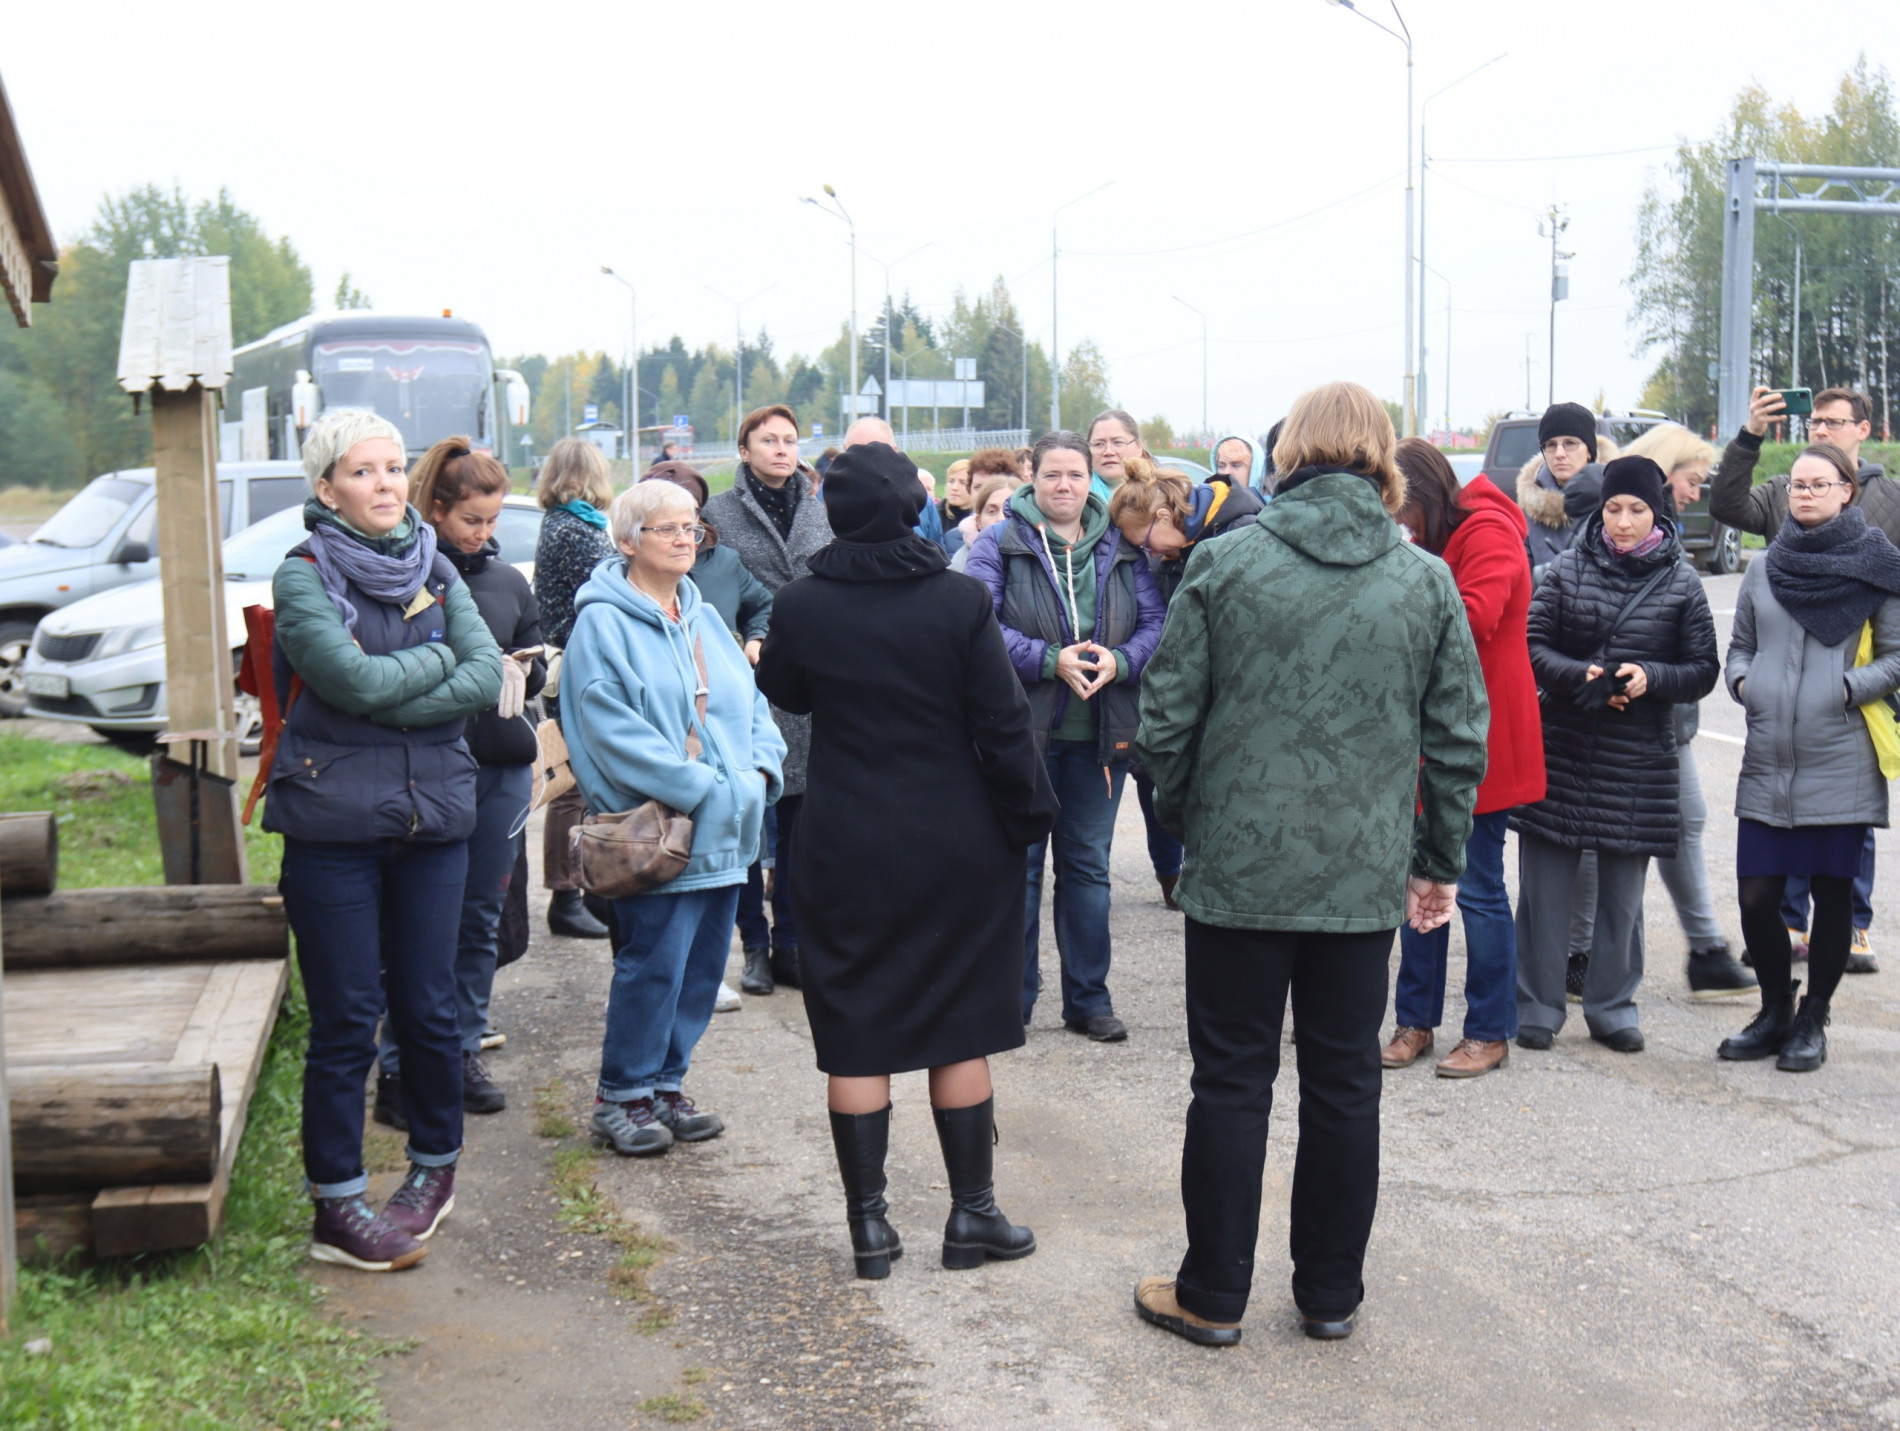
top-left (1480, 409), bottom-right (1741, 573)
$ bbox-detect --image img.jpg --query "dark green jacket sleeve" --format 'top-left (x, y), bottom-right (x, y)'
top-left (374, 579), bottom-right (504, 728)
top-left (1706, 430), bottom-right (1774, 537)
top-left (1412, 578), bottom-right (1489, 884)
top-left (736, 563), bottom-right (774, 643)
top-left (1133, 573), bottom-right (1211, 835)
top-left (272, 559), bottom-right (455, 714)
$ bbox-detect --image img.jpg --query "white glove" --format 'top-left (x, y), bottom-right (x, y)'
top-left (497, 656), bottom-right (528, 721)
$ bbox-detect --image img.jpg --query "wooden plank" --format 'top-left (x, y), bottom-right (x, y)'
top-left (92, 958), bottom-right (287, 1257)
top-left (153, 385), bottom-right (241, 789)
top-left (13, 1195), bottom-right (88, 1263)
top-left (0, 812), bottom-right (55, 894)
top-left (0, 899), bottom-right (15, 1325)
top-left (4, 964), bottom-right (209, 1065)
top-left (0, 886), bottom-right (285, 969)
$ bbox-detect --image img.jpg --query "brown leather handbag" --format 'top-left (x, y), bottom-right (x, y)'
top-left (569, 635), bottom-right (709, 899)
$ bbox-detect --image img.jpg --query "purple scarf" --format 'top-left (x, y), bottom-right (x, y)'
top-left (1601, 525), bottom-right (1666, 563)
top-left (306, 508), bottom-right (439, 635)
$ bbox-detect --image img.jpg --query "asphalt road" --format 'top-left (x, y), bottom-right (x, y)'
top-left (320, 567), bottom-right (1900, 1430)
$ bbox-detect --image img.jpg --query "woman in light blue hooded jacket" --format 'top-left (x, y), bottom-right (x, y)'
top-left (562, 481), bottom-right (786, 1160)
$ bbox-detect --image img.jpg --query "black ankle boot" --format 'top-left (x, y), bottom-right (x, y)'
top-left (769, 944), bottom-right (800, 989)
top-left (932, 1097), bottom-right (1036, 1270)
top-left (548, 889), bottom-right (610, 939)
top-left (1718, 979), bottom-right (1797, 1061)
top-left (1776, 992), bottom-right (1831, 1072)
top-left (740, 946), bottom-right (774, 995)
top-left (828, 1105), bottom-right (903, 1279)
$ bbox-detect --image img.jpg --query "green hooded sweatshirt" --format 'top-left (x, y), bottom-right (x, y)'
top-left (1011, 484), bottom-right (1122, 743)
top-left (1135, 473), bottom-right (1488, 932)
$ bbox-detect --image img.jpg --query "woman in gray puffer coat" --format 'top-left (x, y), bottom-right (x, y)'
top-left (1718, 444), bottom-right (1900, 1073)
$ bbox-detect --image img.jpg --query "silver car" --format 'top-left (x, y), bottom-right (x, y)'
top-left (0, 462), bottom-right (307, 715)
top-left (21, 495), bottom-right (545, 752)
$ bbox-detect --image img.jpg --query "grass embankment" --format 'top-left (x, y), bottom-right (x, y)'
top-left (0, 732), bottom-right (395, 1429)
top-left (1749, 440), bottom-right (1898, 480)
top-left (0, 488), bottom-right (70, 527)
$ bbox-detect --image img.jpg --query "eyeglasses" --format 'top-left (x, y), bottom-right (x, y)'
top-left (642, 523), bottom-right (708, 545)
top-left (1788, 481), bottom-right (1846, 498)
top-left (1088, 436), bottom-right (1138, 453)
top-left (1542, 437), bottom-right (1588, 453)
top-left (1809, 416), bottom-right (1862, 432)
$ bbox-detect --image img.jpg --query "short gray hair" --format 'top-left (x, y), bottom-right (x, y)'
top-left (302, 408), bottom-right (406, 489)
top-left (609, 480), bottom-right (696, 551)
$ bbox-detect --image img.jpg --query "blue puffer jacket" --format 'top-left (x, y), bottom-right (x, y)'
top-left (561, 557), bottom-right (787, 894)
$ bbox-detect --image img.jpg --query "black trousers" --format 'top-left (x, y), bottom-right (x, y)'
top-left (1175, 918), bottom-right (1393, 1324)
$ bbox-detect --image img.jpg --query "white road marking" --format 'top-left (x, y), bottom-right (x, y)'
top-left (1698, 731), bottom-right (1745, 745)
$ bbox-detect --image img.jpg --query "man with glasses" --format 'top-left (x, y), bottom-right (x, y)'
top-left (1711, 386), bottom-right (1893, 974)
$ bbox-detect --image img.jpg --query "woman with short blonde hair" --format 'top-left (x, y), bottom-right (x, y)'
top-left (535, 437), bottom-right (614, 511)
top-left (1270, 382), bottom-right (1407, 515)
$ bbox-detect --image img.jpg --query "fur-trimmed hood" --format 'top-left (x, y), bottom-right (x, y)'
top-left (1515, 437), bottom-right (1620, 531)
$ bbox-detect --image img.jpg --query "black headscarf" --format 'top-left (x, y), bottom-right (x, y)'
top-left (742, 463), bottom-right (799, 539)
top-left (806, 442), bottom-right (948, 582)
top-left (1763, 505), bottom-right (1900, 647)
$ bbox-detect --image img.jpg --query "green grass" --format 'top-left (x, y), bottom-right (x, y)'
top-left (0, 730), bottom-right (390, 1428)
top-left (640, 1393), bottom-right (706, 1423)
top-left (1750, 440), bottom-right (1899, 481)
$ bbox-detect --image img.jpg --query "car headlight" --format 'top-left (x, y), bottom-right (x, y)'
top-left (92, 622), bottom-right (167, 659)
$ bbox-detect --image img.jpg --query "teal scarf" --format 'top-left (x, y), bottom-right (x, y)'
top-left (560, 499), bottom-right (608, 530)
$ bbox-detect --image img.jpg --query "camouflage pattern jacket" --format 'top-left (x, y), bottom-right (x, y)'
top-left (1136, 472), bottom-right (1489, 933)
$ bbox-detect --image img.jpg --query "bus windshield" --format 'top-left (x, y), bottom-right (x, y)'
top-left (315, 339), bottom-right (490, 452)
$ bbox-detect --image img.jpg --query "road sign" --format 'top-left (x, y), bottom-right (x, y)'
top-left (673, 414), bottom-right (690, 429)
top-left (582, 403), bottom-right (599, 423)
top-left (860, 375), bottom-right (882, 397)
top-left (841, 394), bottom-right (881, 416)
top-left (886, 379), bottom-right (984, 408)
top-left (954, 357), bottom-right (976, 381)
top-left (813, 422), bottom-right (824, 437)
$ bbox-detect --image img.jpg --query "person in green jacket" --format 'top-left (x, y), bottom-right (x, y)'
top-left (1130, 381), bottom-right (1488, 1348)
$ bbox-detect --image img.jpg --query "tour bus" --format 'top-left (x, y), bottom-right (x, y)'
top-left (224, 311), bottom-right (530, 464)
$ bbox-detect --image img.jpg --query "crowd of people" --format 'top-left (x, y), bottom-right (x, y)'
top-left (259, 377), bottom-right (1896, 1349)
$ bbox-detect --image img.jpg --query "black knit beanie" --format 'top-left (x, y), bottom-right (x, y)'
top-left (1599, 456), bottom-right (1667, 515)
top-left (1538, 402), bottom-right (1598, 462)
top-left (821, 442), bottom-right (926, 542)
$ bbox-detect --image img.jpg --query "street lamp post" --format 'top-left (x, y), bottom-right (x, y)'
top-left (707, 283), bottom-right (775, 444)
top-left (1172, 296), bottom-right (1208, 442)
top-left (1423, 262), bottom-right (1452, 435)
top-left (1419, 51), bottom-right (1506, 437)
top-left (1540, 204), bottom-right (1572, 406)
top-left (861, 242), bottom-right (931, 425)
top-left (1325, 0), bottom-right (1414, 436)
top-left (1051, 181), bottom-right (1114, 432)
top-left (802, 186), bottom-right (857, 432)
top-left (601, 266), bottom-right (638, 463)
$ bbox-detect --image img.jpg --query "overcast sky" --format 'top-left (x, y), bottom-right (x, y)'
top-left (11, 0), bottom-right (1898, 437)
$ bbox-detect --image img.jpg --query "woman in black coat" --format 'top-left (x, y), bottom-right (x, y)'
top-left (1512, 457), bottom-right (1719, 1052)
top-left (755, 442), bottom-right (1059, 1282)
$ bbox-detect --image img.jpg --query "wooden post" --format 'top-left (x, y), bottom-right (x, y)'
top-left (0, 910), bottom-right (16, 1337)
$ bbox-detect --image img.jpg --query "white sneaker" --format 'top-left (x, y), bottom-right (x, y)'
top-left (714, 981), bottom-right (742, 1013)
top-left (479, 1028), bottom-right (506, 1051)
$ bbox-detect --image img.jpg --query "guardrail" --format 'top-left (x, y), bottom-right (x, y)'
top-left (639, 428), bottom-right (1031, 469)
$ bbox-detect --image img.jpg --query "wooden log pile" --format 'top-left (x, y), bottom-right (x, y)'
top-left (1, 812), bottom-right (288, 1258)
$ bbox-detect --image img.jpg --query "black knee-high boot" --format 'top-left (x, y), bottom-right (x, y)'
top-left (932, 1098), bottom-right (1036, 1269)
top-left (828, 1105), bottom-right (903, 1279)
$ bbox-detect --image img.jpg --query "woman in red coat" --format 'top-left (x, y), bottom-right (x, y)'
top-left (1382, 441), bottom-right (1546, 1078)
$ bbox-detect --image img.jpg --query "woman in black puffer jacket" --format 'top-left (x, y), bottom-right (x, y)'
top-left (1512, 457), bottom-right (1718, 1053)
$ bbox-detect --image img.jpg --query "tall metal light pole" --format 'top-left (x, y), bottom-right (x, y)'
top-left (861, 242), bottom-right (932, 422)
top-left (601, 266), bottom-right (637, 462)
top-left (1172, 296), bottom-right (1208, 442)
top-left (1540, 204), bottom-right (1572, 406)
top-left (1423, 262), bottom-right (1452, 435)
top-left (707, 283), bottom-right (775, 442)
top-left (1325, 0), bottom-right (1414, 436)
top-left (1051, 181), bottom-right (1114, 432)
top-left (1419, 52), bottom-right (1505, 436)
top-left (802, 186), bottom-right (857, 430)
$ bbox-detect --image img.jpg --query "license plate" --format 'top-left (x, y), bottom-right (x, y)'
top-left (25, 672), bottom-right (69, 699)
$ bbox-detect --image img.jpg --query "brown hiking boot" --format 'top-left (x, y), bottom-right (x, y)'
top-left (1381, 1026), bottom-right (1434, 1069)
top-left (1133, 1276), bottom-right (1242, 1347)
top-left (1436, 1038), bottom-right (1509, 1079)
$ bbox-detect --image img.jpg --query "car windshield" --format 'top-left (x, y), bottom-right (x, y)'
top-left (31, 478), bottom-right (145, 549)
top-left (1490, 424), bottom-right (1543, 476)
top-left (315, 339), bottom-right (490, 453)
top-left (221, 505), bottom-right (310, 579)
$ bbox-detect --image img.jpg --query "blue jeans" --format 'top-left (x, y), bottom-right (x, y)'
top-left (282, 836), bottom-right (467, 1197)
top-left (1395, 810), bottom-right (1517, 1042)
top-left (598, 884), bottom-right (742, 1102)
top-left (735, 803), bottom-right (779, 950)
top-left (381, 763), bottom-right (532, 1071)
top-left (1134, 769), bottom-right (1184, 880)
top-left (1782, 828), bottom-right (1876, 931)
top-left (1024, 741), bottom-right (1128, 1023)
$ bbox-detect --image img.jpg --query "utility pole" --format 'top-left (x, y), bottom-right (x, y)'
top-left (1540, 204), bottom-right (1571, 407)
top-left (1051, 182), bottom-right (1114, 432)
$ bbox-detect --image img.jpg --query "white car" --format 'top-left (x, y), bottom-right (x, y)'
top-left (21, 495), bottom-right (545, 752)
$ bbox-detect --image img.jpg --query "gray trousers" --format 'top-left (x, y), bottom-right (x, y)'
top-left (1517, 833), bottom-right (1648, 1036)
top-left (1566, 742), bottom-right (1722, 955)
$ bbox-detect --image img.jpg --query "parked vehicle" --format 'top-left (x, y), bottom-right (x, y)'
top-left (1155, 455), bottom-right (1213, 483)
top-left (1479, 409), bottom-right (1741, 574)
top-left (1446, 453), bottom-right (1485, 485)
top-left (226, 311), bottom-right (531, 464)
top-left (0, 462), bottom-right (307, 716)
top-left (21, 495), bottom-right (545, 750)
